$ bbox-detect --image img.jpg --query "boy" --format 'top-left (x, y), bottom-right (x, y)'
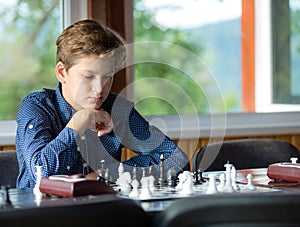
top-left (15, 19), bottom-right (190, 189)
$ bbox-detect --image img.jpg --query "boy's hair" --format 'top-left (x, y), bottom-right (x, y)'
top-left (56, 19), bottom-right (126, 71)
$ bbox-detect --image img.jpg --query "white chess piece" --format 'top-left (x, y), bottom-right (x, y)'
top-left (148, 175), bottom-right (156, 192)
top-left (222, 163), bottom-right (235, 193)
top-left (231, 166), bottom-right (240, 191)
top-left (217, 173), bottom-right (225, 192)
top-left (175, 172), bottom-right (184, 191)
top-left (290, 157), bottom-right (298, 164)
top-left (33, 165), bottom-right (43, 195)
top-left (117, 171), bottom-right (132, 196)
top-left (129, 179), bottom-right (140, 198)
top-left (139, 176), bottom-right (152, 200)
top-left (118, 163), bottom-right (124, 178)
top-left (175, 171), bottom-right (194, 195)
top-left (244, 173), bottom-right (256, 191)
top-left (206, 174), bottom-right (218, 194)
top-left (180, 171), bottom-right (194, 195)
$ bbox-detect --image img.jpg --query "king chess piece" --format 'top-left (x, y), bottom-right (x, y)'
top-left (158, 154), bottom-right (166, 187)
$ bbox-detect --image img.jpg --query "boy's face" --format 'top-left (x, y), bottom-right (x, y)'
top-left (58, 55), bottom-right (115, 111)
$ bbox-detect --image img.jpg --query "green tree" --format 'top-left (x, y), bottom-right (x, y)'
top-left (0, 0), bottom-right (60, 119)
top-left (133, 0), bottom-right (226, 116)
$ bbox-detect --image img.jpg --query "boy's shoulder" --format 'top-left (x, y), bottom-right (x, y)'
top-left (22, 88), bottom-right (56, 105)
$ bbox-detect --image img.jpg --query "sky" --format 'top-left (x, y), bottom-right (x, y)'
top-left (143, 0), bottom-right (242, 28)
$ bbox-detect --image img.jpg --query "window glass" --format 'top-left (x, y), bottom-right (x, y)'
top-left (290, 0), bottom-right (300, 97)
top-left (272, 0), bottom-right (300, 104)
top-left (0, 0), bottom-right (61, 120)
top-left (133, 0), bottom-right (242, 116)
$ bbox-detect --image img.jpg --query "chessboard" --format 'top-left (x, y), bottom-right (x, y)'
top-left (113, 163), bottom-right (281, 202)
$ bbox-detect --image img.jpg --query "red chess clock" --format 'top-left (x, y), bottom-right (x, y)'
top-left (267, 162), bottom-right (300, 183)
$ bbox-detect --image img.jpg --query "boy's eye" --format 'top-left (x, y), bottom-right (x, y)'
top-left (84, 75), bottom-right (94, 79)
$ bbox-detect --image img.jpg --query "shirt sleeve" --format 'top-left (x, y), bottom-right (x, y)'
top-left (113, 105), bottom-right (190, 175)
top-left (16, 97), bottom-right (83, 187)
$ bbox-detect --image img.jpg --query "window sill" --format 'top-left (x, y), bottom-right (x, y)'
top-left (1, 112), bottom-right (300, 146)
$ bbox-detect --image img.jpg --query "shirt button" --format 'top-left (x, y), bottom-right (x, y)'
top-left (28, 124), bottom-right (34, 129)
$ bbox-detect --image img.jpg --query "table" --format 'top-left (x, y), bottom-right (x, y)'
top-left (1, 168), bottom-right (300, 214)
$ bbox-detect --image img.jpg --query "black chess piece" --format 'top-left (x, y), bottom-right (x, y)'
top-left (158, 154), bottom-right (166, 186)
top-left (167, 167), bottom-right (178, 187)
top-left (1, 185), bottom-right (13, 209)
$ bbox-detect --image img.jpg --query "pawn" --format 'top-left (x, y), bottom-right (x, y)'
top-left (244, 173), bottom-right (256, 191)
top-left (139, 176), bottom-right (152, 200)
top-left (206, 174), bottom-right (218, 194)
top-left (129, 179), bottom-right (140, 198)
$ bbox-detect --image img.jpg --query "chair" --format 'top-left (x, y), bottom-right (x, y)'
top-left (0, 150), bottom-right (19, 187)
top-left (151, 192), bottom-right (300, 227)
top-left (192, 139), bottom-right (300, 172)
top-left (0, 195), bottom-right (151, 227)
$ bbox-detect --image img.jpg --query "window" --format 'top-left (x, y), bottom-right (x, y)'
top-left (0, 0), bottom-right (61, 120)
top-left (133, 0), bottom-right (300, 115)
top-left (133, 0), bottom-right (242, 116)
top-left (255, 0), bottom-right (300, 112)
top-left (272, 0), bottom-right (300, 105)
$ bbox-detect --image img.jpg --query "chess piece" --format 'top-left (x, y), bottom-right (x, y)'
top-left (139, 176), bottom-right (152, 200)
top-left (290, 157), bottom-right (298, 164)
top-left (148, 175), bottom-right (156, 192)
top-left (0, 185), bottom-right (13, 208)
top-left (217, 173), bottom-right (225, 192)
top-left (176, 171), bottom-right (194, 195)
top-left (33, 165), bottom-right (43, 195)
top-left (129, 179), bottom-right (140, 198)
top-left (118, 163), bottom-right (124, 178)
top-left (116, 171), bottom-right (132, 196)
top-left (222, 163), bottom-right (235, 193)
top-left (231, 166), bottom-right (240, 191)
top-left (158, 154), bottom-right (166, 186)
top-left (149, 165), bottom-right (158, 185)
top-left (167, 167), bottom-right (178, 187)
top-left (244, 173), bottom-right (256, 191)
top-left (206, 174), bottom-right (218, 194)
top-left (132, 165), bottom-right (138, 181)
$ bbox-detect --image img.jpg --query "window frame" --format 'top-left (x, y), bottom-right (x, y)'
top-left (255, 0), bottom-right (300, 112)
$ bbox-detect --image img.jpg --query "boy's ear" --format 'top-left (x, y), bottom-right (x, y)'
top-left (56, 61), bottom-right (67, 83)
